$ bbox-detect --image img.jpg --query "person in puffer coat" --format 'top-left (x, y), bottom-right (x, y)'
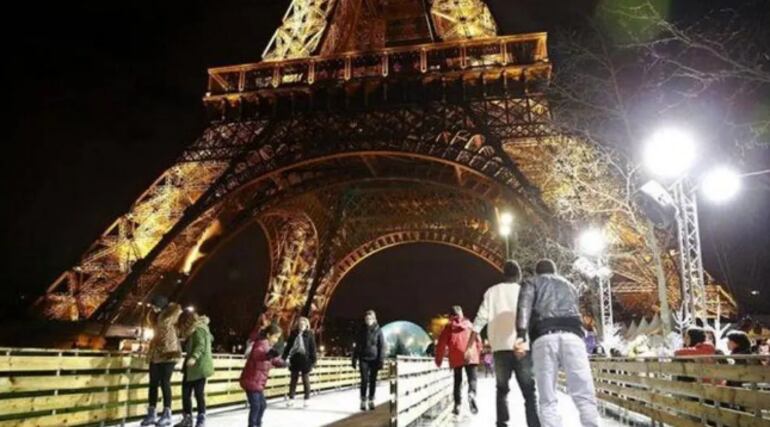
top-left (435, 306), bottom-right (482, 416)
top-left (351, 310), bottom-right (385, 411)
top-left (240, 324), bottom-right (285, 427)
top-left (142, 295), bottom-right (183, 427)
top-left (282, 316), bottom-right (317, 407)
top-left (174, 311), bottom-right (215, 427)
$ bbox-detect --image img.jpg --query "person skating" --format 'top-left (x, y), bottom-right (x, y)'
top-left (465, 260), bottom-right (540, 427)
top-left (516, 259), bottom-right (599, 427)
top-left (282, 316), bottom-right (317, 408)
top-left (174, 310), bottom-right (214, 427)
top-left (435, 305), bottom-right (482, 416)
top-left (141, 296), bottom-right (183, 427)
top-left (240, 324), bottom-right (286, 427)
top-left (351, 310), bottom-right (385, 411)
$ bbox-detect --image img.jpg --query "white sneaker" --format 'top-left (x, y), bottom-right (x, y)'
top-left (302, 399), bottom-right (309, 408)
top-left (285, 399), bottom-right (295, 408)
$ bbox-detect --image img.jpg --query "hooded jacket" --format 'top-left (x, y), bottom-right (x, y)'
top-left (435, 315), bottom-right (481, 368)
top-left (352, 323), bottom-right (385, 366)
top-left (180, 315), bottom-right (215, 382)
top-left (147, 303), bottom-right (183, 363)
top-left (240, 339), bottom-right (286, 392)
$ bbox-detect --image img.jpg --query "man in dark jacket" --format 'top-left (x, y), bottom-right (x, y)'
top-left (516, 259), bottom-right (599, 427)
top-left (282, 316), bottom-right (317, 408)
top-left (352, 310), bottom-right (385, 411)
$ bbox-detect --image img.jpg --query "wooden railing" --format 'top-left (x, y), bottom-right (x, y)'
top-left (205, 33), bottom-right (549, 98)
top-left (0, 347), bottom-right (367, 427)
top-left (588, 355), bottom-right (770, 427)
top-left (389, 356), bottom-right (454, 427)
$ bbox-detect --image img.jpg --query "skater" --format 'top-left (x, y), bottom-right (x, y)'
top-left (466, 260), bottom-right (540, 427)
top-left (141, 296), bottom-right (183, 427)
top-left (435, 305), bottom-right (482, 416)
top-left (240, 324), bottom-right (286, 427)
top-left (174, 310), bottom-right (214, 427)
top-left (517, 259), bottom-right (599, 427)
top-left (282, 316), bottom-right (317, 408)
top-left (352, 310), bottom-right (385, 411)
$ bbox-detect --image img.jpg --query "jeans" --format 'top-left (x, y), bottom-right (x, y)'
top-left (181, 378), bottom-right (206, 415)
top-left (358, 360), bottom-right (379, 400)
top-left (246, 391), bottom-right (266, 427)
top-left (289, 370), bottom-right (311, 400)
top-left (453, 364), bottom-right (478, 406)
top-left (532, 332), bottom-right (599, 427)
top-left (148, 362), bottom-right (176, 409)
top-left (493, 351), bottom-right (540, 427)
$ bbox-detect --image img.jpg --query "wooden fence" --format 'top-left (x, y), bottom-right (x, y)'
top-left (389, 356), bottom-right (454, 427)
top-left (589, 355), bottom-right (770, 427)
top-left (0, 347), bottom-right (365, 427)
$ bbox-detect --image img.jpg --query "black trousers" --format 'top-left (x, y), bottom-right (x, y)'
top-left (289, 370), bottom-right (311, 400)
top-left (182, 378), bottom-right (206, 415)
top-left (358, 360), bottom-right (379, 400)
top-left (494, 351), bottom-right (540, 427)
top-left (453, 364), bottom-right (478, 406)
top-left (148, 362), bottom-right (176, 409)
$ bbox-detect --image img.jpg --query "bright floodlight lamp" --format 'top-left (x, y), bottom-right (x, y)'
top-left (701, 166), bottom-right (741, 203)
top-left (499, 224), bottom-right (512, 237)
top-left (499, 212), bottom-right (514, 226)
top-left (644, 127), bottom-right (696, 178)
top-left (578, 228), bottom-right (606, 257)
top-left (636, 180), bottom-right (677, 228)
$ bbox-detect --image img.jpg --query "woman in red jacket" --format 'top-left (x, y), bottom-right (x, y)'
top-left (435, 306), bottom-right (482, 416)
top-left (240, 324), bottom-right (285, 427)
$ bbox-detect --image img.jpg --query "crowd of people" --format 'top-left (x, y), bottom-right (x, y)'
top-left (133, 257), bottom-right (767, 427)
top-left (136, 296), bottom-right (386, 427)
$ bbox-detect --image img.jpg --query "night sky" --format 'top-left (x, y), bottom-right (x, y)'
top-left (3, 0), bottom-right (769, 329)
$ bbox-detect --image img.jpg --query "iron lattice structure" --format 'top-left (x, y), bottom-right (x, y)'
top-left (36, 0), bottom-right (736, 331)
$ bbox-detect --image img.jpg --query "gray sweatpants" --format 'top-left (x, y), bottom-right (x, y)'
top-left (532, 332), bottom-right (599, 427)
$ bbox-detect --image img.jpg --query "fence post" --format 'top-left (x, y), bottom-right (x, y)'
top-left (389, 356), bottom-right (398, 427)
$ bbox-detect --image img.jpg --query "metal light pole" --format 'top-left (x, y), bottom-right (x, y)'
top-left (578, 228), bottom-right (613, 341)
top-left (672, 180), bottom-right (707, 325)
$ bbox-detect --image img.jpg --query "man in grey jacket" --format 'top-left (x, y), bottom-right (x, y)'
top-left (516, 259), bottom-right (599, 427)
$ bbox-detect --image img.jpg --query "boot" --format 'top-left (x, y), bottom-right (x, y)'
top-left (452, 403), bottom-right (461, 416)
top-left (195, 414), bottom-right (206, 427)
top-left (173, 414), bottom-right (192, 427)
top-left (360, 398), bottom-right (367, 411)
top-left (157, 407), bottom-right (172, 427)
top-left (469, 392), bottom-right (478, 415)
top-left (140, 407), bottom-right (157, 426)
top-left (367, 399), bottom-right (375, 411)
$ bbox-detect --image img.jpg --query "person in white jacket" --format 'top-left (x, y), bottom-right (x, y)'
top-left (465, 260), bottom-right (540, 427)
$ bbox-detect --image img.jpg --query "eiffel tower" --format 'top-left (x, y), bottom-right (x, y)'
top-left (36, 0), bottom-right (736, 331)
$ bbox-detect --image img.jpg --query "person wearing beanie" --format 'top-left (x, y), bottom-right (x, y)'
top-left (466, 260), bottom-right (540, 427)
top-left (141, 295), bottom-right (183, 426)
top-left (435, 305), bottom-right (482, 416)
top-left (517, 259), bottom-right (599, 427)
